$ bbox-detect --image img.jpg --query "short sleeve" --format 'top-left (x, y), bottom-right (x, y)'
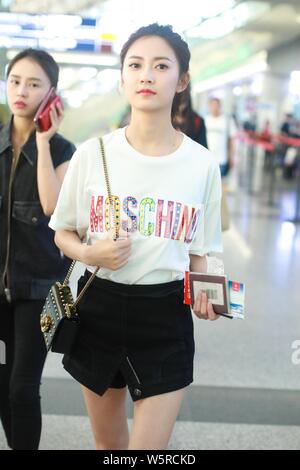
top-left (49, 144), bottom-right (89, 240)
top-left (189, 161), bottom-right (223, 256)
top-left (50, 134), bottom-right (76, 169)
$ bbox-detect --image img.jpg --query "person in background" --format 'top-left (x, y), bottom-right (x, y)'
top-left (206, 97), bottom-right (237, 177)
top-left (260, 119), bottom-right (272, 142)
top-left (0, 48), bottom-right (75, 449)
top-left (280, 113), bottom-right (294, 137)
top-left (280, 113), bottom-right (298, 179)
top-left (172, 83), bottom-right (208, 148)
top-left (260, 119), bottom-right (273, 170)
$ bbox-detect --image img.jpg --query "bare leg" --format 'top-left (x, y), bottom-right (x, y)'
top-left (128, 387), bottom-right (186, 450)
top-left (81, 385), bottom-right (129, 450)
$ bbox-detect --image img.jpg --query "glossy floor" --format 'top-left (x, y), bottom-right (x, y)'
top-left (1, 170), bottom-right (300, 450)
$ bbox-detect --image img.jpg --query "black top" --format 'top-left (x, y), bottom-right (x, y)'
top-left (186, 112), bottom-right (208, 149)
top-left (174, 111), bottom-right (208, 149)
top-left (0, 116), bottom-right (76, 300)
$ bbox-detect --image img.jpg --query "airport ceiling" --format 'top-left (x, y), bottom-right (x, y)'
top-left (4, 0), bottom-right (300, 140)
top-left (189, 0), bottom-right (300, 85)
top-left (8, 1), bottom-right (300, 65)
top-left (4, 0), bottom-right (300, 93)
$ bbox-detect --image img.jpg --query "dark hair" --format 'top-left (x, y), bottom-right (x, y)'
top-left (172, 83), bottom-right (193, 134)
top-left (120, 23), bottom-right (190, 117)
top-left (6, 48), bottom-right (59, 88)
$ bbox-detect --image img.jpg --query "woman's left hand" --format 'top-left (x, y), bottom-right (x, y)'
top-left (192, 291), bottom-right (220, 321)
top-left (36, 101), bottom-right (64, 143)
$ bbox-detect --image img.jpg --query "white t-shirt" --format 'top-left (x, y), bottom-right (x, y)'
top-left (205, 114), bottom-right (237, 166)
top-left (49, 127), bottom-right (222, 284)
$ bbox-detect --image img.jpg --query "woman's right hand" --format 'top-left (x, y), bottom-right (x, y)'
top-left (83, 236), bottom-right (131, 270)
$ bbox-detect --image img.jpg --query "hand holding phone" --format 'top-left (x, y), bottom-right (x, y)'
top-left (34, 87), bottom-right (63, 132)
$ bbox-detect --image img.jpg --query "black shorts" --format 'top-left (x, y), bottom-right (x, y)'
top-left (63, 271), bottom-right (194, 402)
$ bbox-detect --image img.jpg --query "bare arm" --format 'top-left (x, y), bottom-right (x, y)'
top-left (189, 254), bottom-right (207, 273)
top-left (54, 229), bottom-right (131, 270)
top-left (228, 136), bottom-right (235, 168)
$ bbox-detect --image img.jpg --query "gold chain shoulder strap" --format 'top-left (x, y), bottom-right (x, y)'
top-left (62, 136), bottom-right (117, 307)
top-left (99, 137), bottom-right (119, 241)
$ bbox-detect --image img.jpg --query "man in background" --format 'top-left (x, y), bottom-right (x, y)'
top-left (205, 97), bottom-right (237, 177)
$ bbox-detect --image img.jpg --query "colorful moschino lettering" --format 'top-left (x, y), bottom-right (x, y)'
top-left (90, 195), bottom-right (201, 243)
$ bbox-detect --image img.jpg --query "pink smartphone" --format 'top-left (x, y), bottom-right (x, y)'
top-left (33, 87), bottom-right (63, 132)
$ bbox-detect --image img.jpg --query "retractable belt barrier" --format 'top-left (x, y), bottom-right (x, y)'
top-left (236, 131), bottom-right (300, 222)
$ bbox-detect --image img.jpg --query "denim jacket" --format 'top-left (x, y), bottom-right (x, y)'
top-left (0, 117), bottom-right (76, 301)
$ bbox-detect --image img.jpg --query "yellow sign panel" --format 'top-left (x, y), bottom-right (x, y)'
top-left (100, 33), bottom-right (117, 42)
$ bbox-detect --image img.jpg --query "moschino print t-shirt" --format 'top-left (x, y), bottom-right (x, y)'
top-left (49, 127), bottom-right (222, 284)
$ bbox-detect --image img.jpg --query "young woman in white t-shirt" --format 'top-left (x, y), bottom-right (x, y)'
top-left (50, 23), bottom-right (223, 450)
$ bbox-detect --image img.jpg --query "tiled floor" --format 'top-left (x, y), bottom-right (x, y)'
top-left (2, 416), bottom-right (300, 450)
top-left (1, 167), bottom-right (300, 450)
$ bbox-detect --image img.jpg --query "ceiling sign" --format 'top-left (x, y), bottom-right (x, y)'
top-left (0, 12), bottom-right (113, 52)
